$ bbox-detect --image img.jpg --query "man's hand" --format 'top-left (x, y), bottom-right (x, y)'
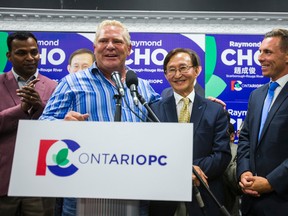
top-left (207, 96), bottom-right (226, 109)
top-left (193, 165), bottom-right (208, 187)
top-left (64, 111), bottom-right (89, 121)
top-left (239, 171), bottom-right (273, 197)
top-left (240, 172), bottom-right (273, 196)
top-left (16, 79), bottom-right (41, 112)
top-left (239, 171), bottom-right (258, 196)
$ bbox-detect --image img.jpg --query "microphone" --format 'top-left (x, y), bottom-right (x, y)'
top-left (137, 94), bottom-right (160, 122)
top-left (124, 70), bottom-right (160, 122)
top-left (193, 185), bottom-right (205, 208)
top-left (125, 70), bottom-right (139, 106)
top-left (111, 71), bottom-right (125, 97)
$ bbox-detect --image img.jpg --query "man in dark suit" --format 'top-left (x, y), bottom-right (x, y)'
top-left (0, 32), bottom-right (57, 215)
top-left (237, 28), bottom-right (288, 216)
top-left (149, 48), bottom-right (231, 216)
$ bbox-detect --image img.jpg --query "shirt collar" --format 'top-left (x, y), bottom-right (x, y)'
top-left (272, 74), bottom-right (288, 88)
top-left (12, 68), bottom-right (38, 82)
top-left (173, 90), bottom-right (195, 105)
top-left (91, 63), bottom-right (132, 86)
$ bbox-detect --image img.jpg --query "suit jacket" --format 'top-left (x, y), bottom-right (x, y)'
top-left (237, 82), bottom-right (288, 215)
top-left (0, 71), bottom-right (57, 196)
top-left (161, 82), bottom-right (205, 98)
top-left (150, 93), bottom-right (231, 216)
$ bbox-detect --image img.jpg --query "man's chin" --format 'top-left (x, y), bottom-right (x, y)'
top-left (173, 87), bottom-right (186, 94)
top-left (261, 71), bottom-right (270, 77)
top-left (25, 69), bottom-right (37, 74)
top-left (103, 62), bottom-right (121, 70)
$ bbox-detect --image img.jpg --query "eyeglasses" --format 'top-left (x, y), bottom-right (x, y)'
top-left (166, 65), bottom-right (193, 76)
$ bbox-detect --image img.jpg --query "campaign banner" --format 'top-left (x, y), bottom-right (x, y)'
top-left (205, 34), bottom-right (269, 102)
top-left (129, 33), bottom-right (205, 94)
top-left (0, 32), bottom-right (94, 83)
top-left (9, 120), bottom-right (193, 201)
top-left (226, 101), bottom-right (248, 142)
top-left (0, 31), bottom-right (205, 95)
top-left (0, 31), bottom-right (270, 108)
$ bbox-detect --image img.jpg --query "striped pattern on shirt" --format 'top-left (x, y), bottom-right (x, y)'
top-left (39, 66), bottom-right (160, 122)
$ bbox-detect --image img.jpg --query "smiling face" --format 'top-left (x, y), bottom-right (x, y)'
top-left (93, 25), bottom-right (131, 78)
top-left (165, 52), bottom-right (200, 97)
top-left (6, 37), bottom-right (40, 80)
top-left (258, 36), bottom-right (288, 81)
top-left (68, 53), bottom-right (94, 73)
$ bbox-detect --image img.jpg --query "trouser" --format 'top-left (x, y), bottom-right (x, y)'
top-left (0, 196), bottom-right (55, 216)
top-left (62, 198), bottom-right (77, 216)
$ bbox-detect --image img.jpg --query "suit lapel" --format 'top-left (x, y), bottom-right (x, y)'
top-left (35, 74), bottom-right (46, 99)
top-left (255, 84), bottom-right (269, 145)
top-left (190, 94), bottom-right (206, 136)
top-left (3, 71), bottom-right (21, 105)
top-left (162, 94), bottom-right (206, 126)
top-left (3, 72), bottom-right (47, 107)
top-left (163, 96), bottom-right (178, 122)
top-left (259, 82), bottom-right (288, 142)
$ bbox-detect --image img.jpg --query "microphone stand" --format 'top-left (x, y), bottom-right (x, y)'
top-left (193, 168), bottom-right (231, 216)
top-left (137, 94), bottom-right (160, 122)
top-left (113, 94), bottom-right (122, 122)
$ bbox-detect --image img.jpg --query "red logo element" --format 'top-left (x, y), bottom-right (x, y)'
top-left (36, 140), bottom-right (58, 175)
top-left (231, 80), bottom-right (236, 91)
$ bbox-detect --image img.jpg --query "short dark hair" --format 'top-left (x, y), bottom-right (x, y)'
top-left (264, 28), bottom-right (288, 53)
top-left (68, 48), bottom-right (95, 65)
top-left (163, 48), bottom-right (201, 73)
top-left (7, 31), bottom-right (38, 52)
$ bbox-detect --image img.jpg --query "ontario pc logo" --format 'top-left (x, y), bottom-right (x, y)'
top-left (36, 139), bottom-right (80, 177)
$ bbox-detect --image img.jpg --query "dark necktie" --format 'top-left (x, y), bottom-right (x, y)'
top-left (258, 82), bottom-right (279, 139)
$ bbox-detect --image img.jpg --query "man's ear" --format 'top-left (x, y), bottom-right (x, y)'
top-left (164, 72), bottom-right (169, 81)
top-left (6, 51), bottom-right (11, 60)
top-left (195, 66), bottom-right (202, 78)
top-left (67, 64), bottom-right (72, 73)
top-left (127, 44), bottom-right (132, 55)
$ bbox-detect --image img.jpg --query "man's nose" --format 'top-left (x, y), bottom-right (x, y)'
top-left (258, 52), bottom-right (264, 62)
top-left (174, 69), bottom-right (183, 78)
top-left (106, 41), bottom-right (115, 49)
top-left (26, 52), bottom-right (34, 60)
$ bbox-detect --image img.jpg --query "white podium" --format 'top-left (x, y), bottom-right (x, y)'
top-left (10, 120), bottom-right (193, 216)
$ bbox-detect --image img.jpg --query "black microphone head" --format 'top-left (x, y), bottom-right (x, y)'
top-left (126, 70), bottom-right (138, 88)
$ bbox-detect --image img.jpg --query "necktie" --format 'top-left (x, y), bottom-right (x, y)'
top-left (258, 82), bottom-right (279, 139)
top-left (176, 98), bottom-right (190, 215)
top-left (178, 97), bottom-right (190, 123)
